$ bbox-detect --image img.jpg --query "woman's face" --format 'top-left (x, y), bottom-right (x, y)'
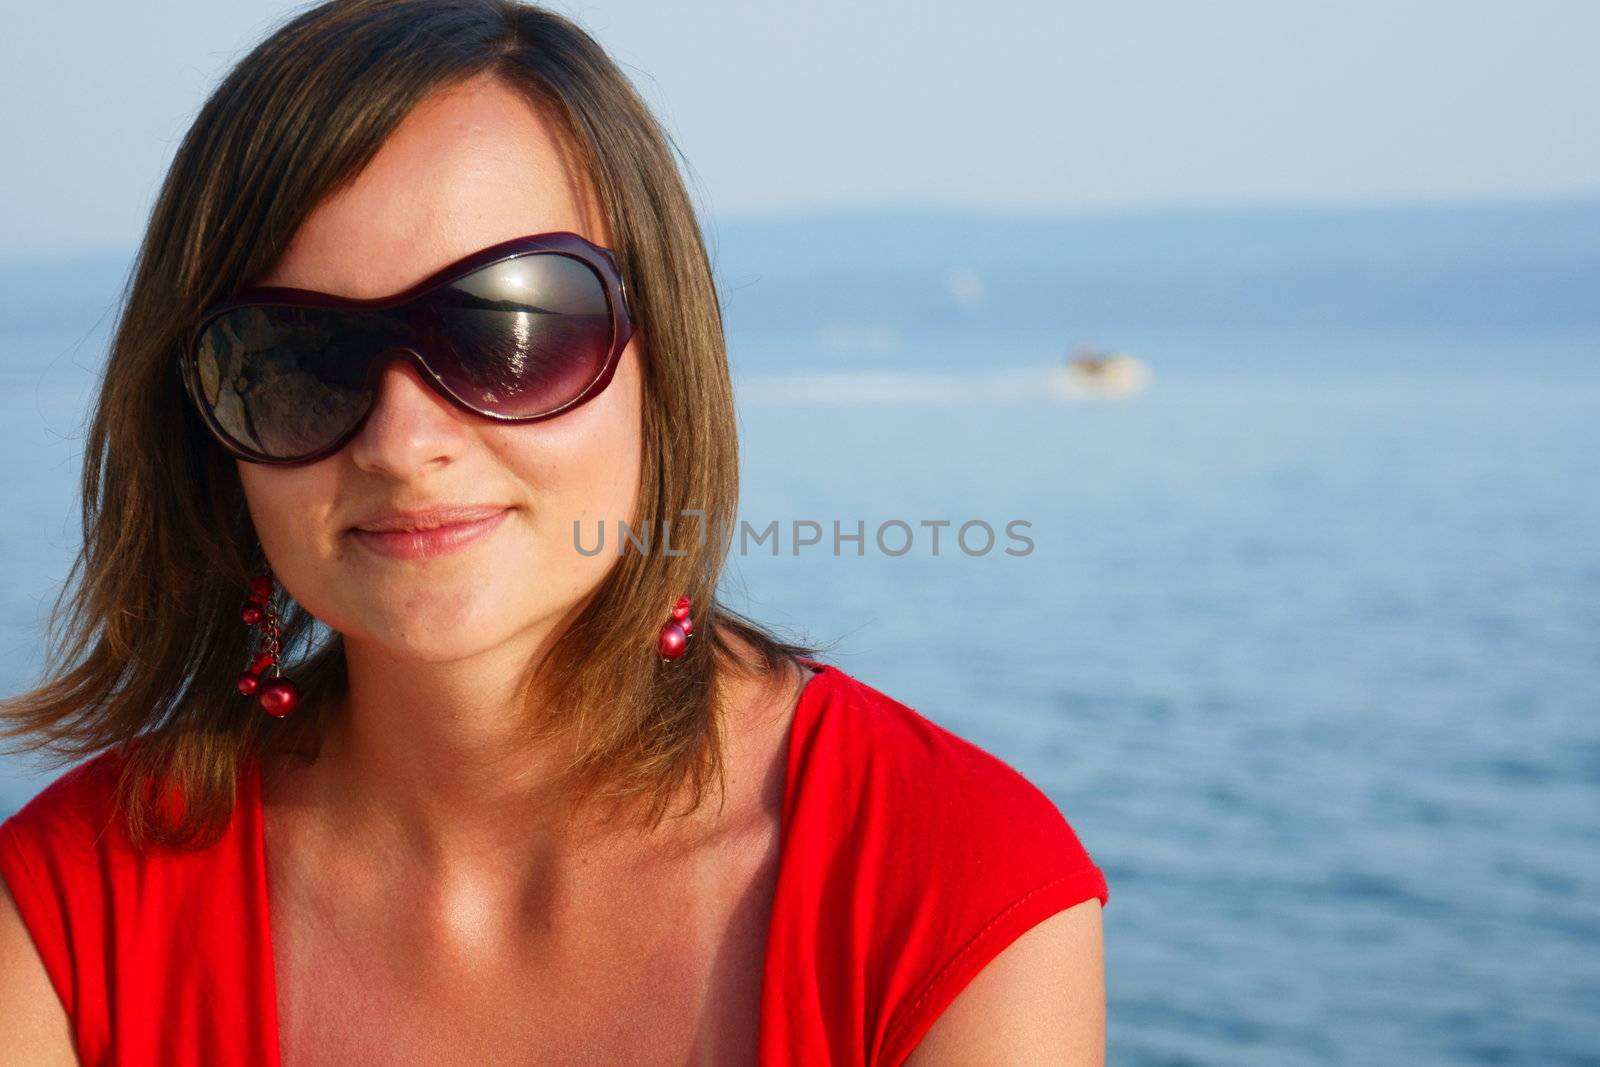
top-left (238, 76), bottom-right (643, 664)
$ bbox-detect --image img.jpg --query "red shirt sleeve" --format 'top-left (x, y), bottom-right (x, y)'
top-left (0, 749), bottom-right (280, 1066)
top-left (875, 749), bottom-right (1108, 1064)
top-left (0, 753), bottom-right (123, 1047)
top-left (762, 663), bottom-right (1109, 1066)
top-left (0, 810), bottom-right (78, 1016)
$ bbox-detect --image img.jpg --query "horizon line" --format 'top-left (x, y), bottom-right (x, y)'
top-left (5, 187), bottom-right (1597, 267)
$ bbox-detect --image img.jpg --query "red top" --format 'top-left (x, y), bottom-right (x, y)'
top-left (0, 659), bottom-right (1109, 1065)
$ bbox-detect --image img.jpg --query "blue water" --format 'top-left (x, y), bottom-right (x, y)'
top-left (730, 355), bottom-right (1600, 1066)
top-left (3, 238), bottom-right (1599, 1063)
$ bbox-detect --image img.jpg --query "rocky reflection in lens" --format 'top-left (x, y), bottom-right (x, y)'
top-left (196, 306), bottom-right (384, 458)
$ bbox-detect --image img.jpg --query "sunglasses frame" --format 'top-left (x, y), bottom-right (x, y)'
top-left (178, 230), bottom-right (636, 466)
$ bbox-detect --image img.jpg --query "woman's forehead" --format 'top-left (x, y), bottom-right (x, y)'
top-left (259, 76), bottom-right (607, 299)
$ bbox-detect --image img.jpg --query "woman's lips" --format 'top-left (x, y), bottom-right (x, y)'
top-left (350, 508), bottom-right (510, 560)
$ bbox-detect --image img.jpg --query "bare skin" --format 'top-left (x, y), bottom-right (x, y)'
top-left (262, 636), bottom-right (815, 1065)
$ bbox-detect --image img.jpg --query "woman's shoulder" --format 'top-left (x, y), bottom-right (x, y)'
top-left (797, 659), bottom-right (1106, 888)
top-left (0, 747), bottom-right (140, 1033)
top-left (0, 746), bottom-right (272, 1060)
top-left (773, 660), bottom-right (1108, 1062)
top-left (0, 740), bottom-right (264, 945)
top-left (0, 747), bottom-right (133, 863)
top-left (0, 747), bottom-right (147, 962)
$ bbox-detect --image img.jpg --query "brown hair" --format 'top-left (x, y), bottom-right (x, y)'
top-left (0, 0), bottom-right (823, 849)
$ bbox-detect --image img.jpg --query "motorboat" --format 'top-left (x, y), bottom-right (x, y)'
top-left (1049, 342), bottom-right (1150, 401)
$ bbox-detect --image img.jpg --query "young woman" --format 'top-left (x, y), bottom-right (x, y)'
top-left (0, 1), bottom-right (1108, 1062)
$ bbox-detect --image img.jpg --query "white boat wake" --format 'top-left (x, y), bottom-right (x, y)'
top-left (734, 362), bottom-right (1152, 406)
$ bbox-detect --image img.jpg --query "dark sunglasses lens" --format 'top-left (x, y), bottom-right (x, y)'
top-left (431, 252), bottom-right (615, 417)
top-left (193, 306), bottom-right (394, 460)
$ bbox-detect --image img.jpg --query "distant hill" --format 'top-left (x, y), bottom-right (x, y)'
top-left (704, 195), bottom-right (1600, 340)
top-left (4, 195), bottom-right (1597, 374)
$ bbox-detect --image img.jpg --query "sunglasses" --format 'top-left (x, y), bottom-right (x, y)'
top-left (178, 231), bottom-right (635, 465)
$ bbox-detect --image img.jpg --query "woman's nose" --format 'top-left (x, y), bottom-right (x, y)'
top-left (344, 351), bottom-right (474, 475)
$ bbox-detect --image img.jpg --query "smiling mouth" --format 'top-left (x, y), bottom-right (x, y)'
top-left (350, 504), bottom-right (513, 534)
top-left (349, 508), bottom-right (512, 560)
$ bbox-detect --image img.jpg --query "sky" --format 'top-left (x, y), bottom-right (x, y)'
top-left (1, 0), bottom-right (1597, 258)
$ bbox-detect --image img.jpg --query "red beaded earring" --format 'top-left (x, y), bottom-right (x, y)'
top-left (237, 573), bottom-right (300, 717)
top-left (658, 595), bottom-right (694, 661)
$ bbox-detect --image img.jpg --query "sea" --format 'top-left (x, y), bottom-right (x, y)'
top-left (2, 198), bottom-right (1596, 1064)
